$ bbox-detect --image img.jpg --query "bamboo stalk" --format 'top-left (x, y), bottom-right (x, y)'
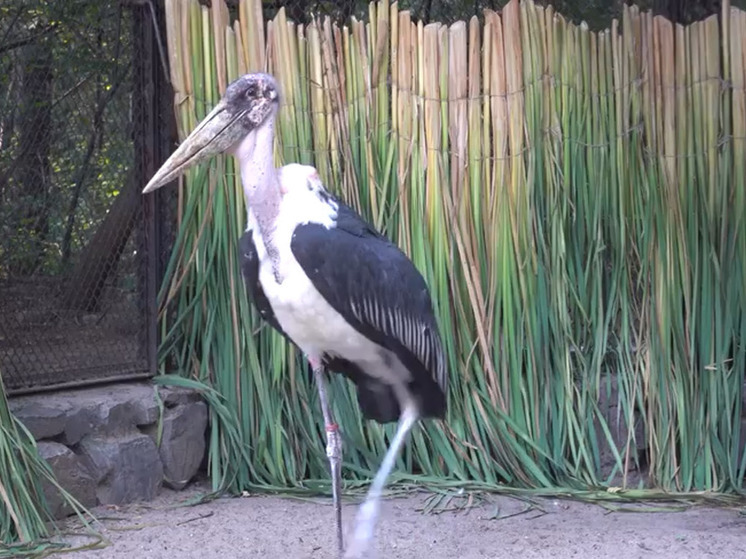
top-left (423, 22), bottom-right (441, 240)
top-left (244, 0), bottom-right (265, 71)
top-left (151, 0), bottom-right (746, 498)
top-left (447, 21), bottom-right (467, 225)
top-left (467, 14), bottom-right (484, 299)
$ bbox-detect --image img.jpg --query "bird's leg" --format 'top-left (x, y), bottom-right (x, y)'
top-left (310, 358), bottom-right (344, 556)
top-left (344, 403), bottom-right (419, 559)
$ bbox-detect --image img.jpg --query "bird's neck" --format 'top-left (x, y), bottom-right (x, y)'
top-left (236, 117), bottom-right (283, 278)
top-left (237, 118), bottom-right (281, 234)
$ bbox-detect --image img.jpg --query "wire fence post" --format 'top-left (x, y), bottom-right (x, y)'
top-left (132, 0), bottom-right (176, 377)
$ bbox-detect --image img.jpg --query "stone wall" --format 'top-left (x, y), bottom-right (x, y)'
top-left (9, 382), bottom-right (208, 519)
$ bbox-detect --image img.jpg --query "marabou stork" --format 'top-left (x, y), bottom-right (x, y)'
top-left (143, 72), bottom-right (448, 558)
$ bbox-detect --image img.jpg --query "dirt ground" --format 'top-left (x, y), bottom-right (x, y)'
top-left (54, 479), bottom-right (746, 559)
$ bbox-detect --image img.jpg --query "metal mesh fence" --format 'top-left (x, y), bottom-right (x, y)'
top-left (0, 0), bottom-right (172, 394)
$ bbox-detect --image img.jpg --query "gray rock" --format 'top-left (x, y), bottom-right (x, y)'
top-left (37, 441), bottom-right (97, 519)
top-left (75, 384), bottom-right (154, 434)
top-left (78, 432), bottom-right (163, 504)
top-left (78, 436), bottom-right (114, 483)
top-left (10, 381), bottom-right (205, 513)
top-left (94, 398), bottom-right (138, 434)
top-left (60, 405), bottom-right (98, 446)
top-left (10, 382), bottom-right (161, 442)
top-left (153, 401), bottom-right (208, 490)
top-left (9, 398), bottom-right (70, 440)
top-left (158, 385), bottom-right (203, 407)
top-left (133, 396), bottom-right (161, 426)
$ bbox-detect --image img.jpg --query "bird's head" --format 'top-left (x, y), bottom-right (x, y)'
top-left (142, 72), bottom-right (280, 193)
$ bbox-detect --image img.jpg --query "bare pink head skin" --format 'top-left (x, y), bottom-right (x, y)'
top-left (142, 73), bottom-right (283, 237)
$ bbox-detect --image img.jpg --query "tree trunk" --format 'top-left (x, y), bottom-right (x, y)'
top-left (60, 63), bottom-right (129, 268)
top-left (11, 38), bottom-right (53, 276)
top-left (60, 179), bottom-right (140, 312)
top-left (0, 61), bottom-right (19, 216)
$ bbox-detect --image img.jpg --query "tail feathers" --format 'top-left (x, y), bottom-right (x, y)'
top-left (320, 357), bottom-right (447, 424)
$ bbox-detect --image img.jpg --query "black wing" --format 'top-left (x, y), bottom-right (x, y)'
top-left (240, 213), bottom-right (416, 423)
top-left (239, 229), bottom-right (287, 337)
top-left (290, 201), bottom-right (448, 420)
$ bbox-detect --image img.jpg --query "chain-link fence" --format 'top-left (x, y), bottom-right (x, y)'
top-left (0, 0), bottom-right (173, 394)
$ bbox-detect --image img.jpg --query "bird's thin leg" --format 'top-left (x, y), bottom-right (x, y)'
top-left (344, 403), bottom-right (419, 559)
top-left (310, 358), bottom-right (344, 556)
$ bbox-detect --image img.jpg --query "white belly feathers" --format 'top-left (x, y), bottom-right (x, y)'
top-left (248, 164), bottom-right (410, 386)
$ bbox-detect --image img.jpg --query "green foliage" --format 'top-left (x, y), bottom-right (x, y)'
top-left (159, 0), bottom-right (745, 500)
top-left (0, 371), bottom-right (92, 549)
top-left (0, 0), bottom-right (134, 277)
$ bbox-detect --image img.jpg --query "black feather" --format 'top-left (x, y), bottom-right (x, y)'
top-left (241, 226), bottom-right (403, 422)
top-left (239, 200), bottom-right (448, 423)
top-left (239, 229), bottom-right (287, 337)
top-left (291, 201), bottom-right (447, 420)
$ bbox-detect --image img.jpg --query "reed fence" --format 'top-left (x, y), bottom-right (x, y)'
top-left (156, 0), bottom-right (746, 498)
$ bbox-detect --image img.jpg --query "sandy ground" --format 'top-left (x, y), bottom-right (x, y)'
top-left (53, 479), bottom-right (746, 559)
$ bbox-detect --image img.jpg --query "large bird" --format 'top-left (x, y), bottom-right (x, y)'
top-left (143, 72), bottom-right (448, 558)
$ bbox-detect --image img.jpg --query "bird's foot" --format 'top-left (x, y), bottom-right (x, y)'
top-left (342, 499), bottom-right (378, 559)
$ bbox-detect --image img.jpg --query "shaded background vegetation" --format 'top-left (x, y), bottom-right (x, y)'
top-left (0, 0), bottom-right (733, 478)
top-left (0, 0), bottom-right (160, 395)
top-left (157, 0), bottom-right (745, 495)
top-left (0, 0), bottom-right (733, 454)
top-left (253, 0), bottom-right (726, 29)
top-left (0, 0), bottom-right (729, 296)
top-left (0, 0), bottom-right (731, 282)
top-left (0, 0), bottom-right (134, 279)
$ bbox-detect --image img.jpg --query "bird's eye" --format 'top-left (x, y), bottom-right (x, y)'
top-left (245, 83), bottom-right (257, 99)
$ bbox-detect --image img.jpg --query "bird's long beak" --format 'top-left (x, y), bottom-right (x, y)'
top-left (142, 100), bottom-right (247, 193)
